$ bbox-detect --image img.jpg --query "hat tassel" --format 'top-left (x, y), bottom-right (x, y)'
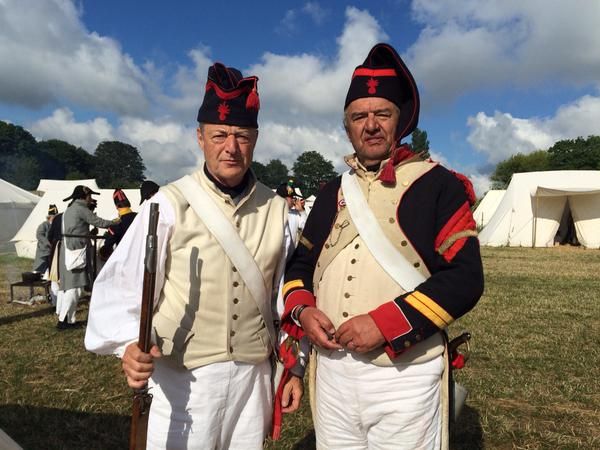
top-left (246, 88), bottom-right (260, 110)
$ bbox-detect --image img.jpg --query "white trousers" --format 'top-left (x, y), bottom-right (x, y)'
top-left (147, 358), bottom-right (272, 450)
top-left (315, 351), bottom-right (443, 450)
top-left (56, 287), bottom-right (82, 323)
top-left (50, 281), bottom-right (59, 306)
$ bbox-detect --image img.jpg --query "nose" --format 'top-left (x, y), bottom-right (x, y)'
top-left (223, 133), bottom-right (240, 153)
top-left (365, 113), bottom-right (379, 133)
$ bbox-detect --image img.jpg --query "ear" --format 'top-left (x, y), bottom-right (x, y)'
top-left (197, 127), bottom-right (205, 152)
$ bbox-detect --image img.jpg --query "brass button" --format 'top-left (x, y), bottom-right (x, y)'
top-left (342, 312), bottom-right (349, 318)
top-left (232, 266), bottom-right (237, 272)
top-left (415, 334), bottom-right (422, 341)
top-left (344, 292), bottom-right (350, 298)
top-left (233, 281), bottom-right (239, 287)
top-left (404, 340), bottom-right (411, 348)
top-left (388, 217), bottom-right (395, 224)
top-left (325, 243), bottom-right (330, 249)
top-left (401, 240), bottom-right (407, 247)
top-left (230, 330), bottom-right (236, 337)
top-left (233, 298), bottom-right (239, 304)
top-left (334, 223), bottom-right (340, 229)
top-left (413, 262), bottom-right (420, 268)
top-left (229, 346), bottom-right (234, 353)
top-left (232, 314), bottom-right (238, 320)
top-left (347, 276), bottom-right (353, 281)
top-left (351, 258), bottom-right (356, 264)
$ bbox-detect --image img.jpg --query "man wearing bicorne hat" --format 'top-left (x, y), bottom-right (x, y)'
top-left (98, 189), bottom-right (137, 261)
top-left (32, 204), bottom-right (59, 275)
top-left (86, 62), bottom-right (303, 449)
top-left (281, 43), bottom-right (484, 449)
top-left (57, 185), bottom-right (116, 329)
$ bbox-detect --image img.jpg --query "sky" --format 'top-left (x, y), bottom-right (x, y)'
top-left (1, 0), bottom-right (599, 195)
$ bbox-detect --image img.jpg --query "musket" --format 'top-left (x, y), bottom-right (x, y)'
top-left (129, 203), bottom-right (160, 450)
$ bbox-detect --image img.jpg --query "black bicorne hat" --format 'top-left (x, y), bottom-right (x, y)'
top-left (197, 63), bottom-right (260, 128)
top-left (62, 185), bottom-right (99, 202)
top-left (139, 180), bottom-right (159, 204)
top-left (344, 43), bottom-right (420, 140)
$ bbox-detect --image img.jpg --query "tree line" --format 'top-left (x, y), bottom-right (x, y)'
top-left (491, 135), bottom-right (600, 189)
top-left (0, 119), bottom-right (432, 197)
top-left (0, 121), bottom-right (145, 190)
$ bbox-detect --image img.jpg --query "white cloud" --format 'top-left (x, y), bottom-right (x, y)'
top-left (252, 7), bottom-right (387, 126)
top-left (303, 2), bottom-right (329, 25)
top-left (407, 0), bottom-right (600, 105)
top-left (467, 95), bottom-right (600, 163)
top-left (29, 108), bottom-right (201, 184)
top-left (30, 108), bottom-right (114, 151)
top-left (0, 0), bottom-right (149, 114)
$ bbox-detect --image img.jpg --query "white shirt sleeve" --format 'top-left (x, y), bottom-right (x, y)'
top-left (84, 192), bottom-right (175, 356)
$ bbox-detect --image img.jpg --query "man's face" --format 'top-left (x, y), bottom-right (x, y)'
top-left (197, 124), bottom-right (258, 187)
top-left (344, 97), bottom-right (400, 166)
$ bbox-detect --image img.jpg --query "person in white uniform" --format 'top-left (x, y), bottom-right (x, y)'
top-left (85, 62), bottom-right (303, 449)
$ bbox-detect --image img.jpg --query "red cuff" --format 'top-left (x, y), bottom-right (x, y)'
top-left (369, 300), bottom-right (412, 346)
top-left (282, 289), bottom-right (316, 320)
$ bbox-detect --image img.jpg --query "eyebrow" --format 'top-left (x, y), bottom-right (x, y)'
top-left (350, 108), bottom-right (393, 118)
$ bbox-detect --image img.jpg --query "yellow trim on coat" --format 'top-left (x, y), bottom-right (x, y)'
top-left (283, 279), bottom-right (304, 296)
top-left (412, 290), bottom-right (454, 325)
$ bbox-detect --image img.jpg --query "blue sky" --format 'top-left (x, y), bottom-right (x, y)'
top-left (1, 0), bottom-right (599, 195)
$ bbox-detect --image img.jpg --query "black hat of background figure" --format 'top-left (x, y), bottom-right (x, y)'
top-left (344, 43), bottom-right (420, 140)
top-left (62, 185), bottom-right (99, 202)
top-left (197, 63), bottom-right (260, 128)
top-left (47, 204), bottom-right (58, 216)
top-left (139, 180), bottom-right (160, 204)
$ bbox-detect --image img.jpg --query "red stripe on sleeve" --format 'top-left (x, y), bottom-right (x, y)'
top-left (435, 201), bottom-right (474, 250)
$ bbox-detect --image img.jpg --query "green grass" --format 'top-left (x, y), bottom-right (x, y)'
top-left (1, 248), bottom-right (599, 449)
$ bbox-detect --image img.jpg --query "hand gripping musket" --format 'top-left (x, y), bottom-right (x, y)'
top-left (129, 203), bottom-right (160, 450)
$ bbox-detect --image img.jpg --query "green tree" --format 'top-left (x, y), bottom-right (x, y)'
top-left (251, 161), bottom-right (267, 184)
top-left (410, 127), bottom-right (430, 158)
top-left (260, 159), bottom-right (289, 189)
top-left (93, 141), bottom-right (146, 188)
top-left (490, 150), bottom-right (550, 188)
top-left (292, 150), bottom-right (338, 197)
top-left (547, 136), bottom-right (600, 170)
top-left (38, 139), bottom-right (95, 180)
top-left (0, 121), bottom-right (40, 188)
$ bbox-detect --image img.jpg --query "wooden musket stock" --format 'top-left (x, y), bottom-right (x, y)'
top-left (129, 203), bottom-right (160, 450)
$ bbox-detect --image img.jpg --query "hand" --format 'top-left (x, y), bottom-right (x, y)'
top-left (299, 307), bottom-right (342, 350)
top-left (294, 198), bottom-right (305, 211)
top-left (335, 314), bottom-right (385, 353)
top-left (122, 342), bottom-right (162, 389)
top-left (281, 375), bottom-right (303, 413)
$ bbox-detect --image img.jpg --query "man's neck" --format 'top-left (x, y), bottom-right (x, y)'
top-left (203, 164), bottom-right (249, 198)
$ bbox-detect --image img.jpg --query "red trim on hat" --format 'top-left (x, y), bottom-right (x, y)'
top-left (206, 80), bottom-right (247, 101)
top-left (352, 68), bottom-right (397, 79)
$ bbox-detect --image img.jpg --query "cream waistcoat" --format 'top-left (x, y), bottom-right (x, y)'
top-left (153, 169), bottom-right (287, 370)
top-left (315, 158), bottom-right (445, 366)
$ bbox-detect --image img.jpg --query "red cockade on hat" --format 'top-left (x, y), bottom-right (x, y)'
top-left (367, 78), bottom-right (379, 94)
top-left (218, 102), bottom-right (230, 121)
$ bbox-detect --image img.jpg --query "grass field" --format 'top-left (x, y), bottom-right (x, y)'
top-left (0, 247), bottom-right (598, 449)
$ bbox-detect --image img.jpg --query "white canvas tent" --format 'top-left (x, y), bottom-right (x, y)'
top-left (479, 171), bottom-right (600, 248)
top-left (36, 178), bottom-right (99, 193)
top-left (11, 188), bottom-right (140, 258)
top-left (473, 190), bottom-right (505, 228)
top-left (0, 178), bottom-right (40, 252)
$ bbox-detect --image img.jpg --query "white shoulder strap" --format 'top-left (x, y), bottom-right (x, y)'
top-left (341, 170), bottom-right (426, 292)
top-left (173, 175), bottom-right (276, 346)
